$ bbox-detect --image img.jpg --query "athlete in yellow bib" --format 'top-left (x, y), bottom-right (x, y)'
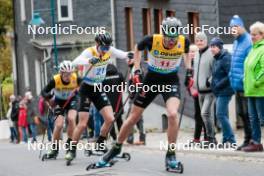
top-left (102, 17), bottom-right (191, 173)
top-left (41, 60), bottom-right (82, 160)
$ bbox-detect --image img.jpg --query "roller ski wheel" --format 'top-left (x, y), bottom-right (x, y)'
top-left (116, 152), bottom-right (131, 161)
top-left (66, 160), bottom-right (72, 166)
top-left (86, 160), bottom-right (117, 171)
top-left (166, 161), bottom-right (184, 173)
top-left (41, 154), bottom-right (47, 161)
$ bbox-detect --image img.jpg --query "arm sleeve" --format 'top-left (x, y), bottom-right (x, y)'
top-left (255, 54), bottom-right (264, 83)
top-left (110, 47), bottom-right (128, 59)
top-left (41, 79), bottom-right (55, 99)
top-left (137, 35), bottom-right (153, 51)
top-left (73, 49), bottom-right (93, 66)
top-left (215, 55), bottom-right (232, 89)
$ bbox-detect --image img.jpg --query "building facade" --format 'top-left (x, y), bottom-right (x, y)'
top-left (12, 0), bottom-right (264, 117)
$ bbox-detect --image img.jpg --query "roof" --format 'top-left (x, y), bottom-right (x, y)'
top-left (30, 33), bottom-right (95, 49)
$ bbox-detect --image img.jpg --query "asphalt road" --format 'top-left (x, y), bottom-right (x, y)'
top-left (0, 141), bottom-right (263, 176)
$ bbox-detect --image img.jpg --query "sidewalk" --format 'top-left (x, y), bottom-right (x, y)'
top-left (124, 99), bottom-right (264, 161)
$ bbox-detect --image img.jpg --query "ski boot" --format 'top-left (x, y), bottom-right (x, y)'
top-left (86, 143), bottom-right (122, 170)
top-left (42, 148), bottom-right (58, 161)
top-left (65, 149), bottom-right (76, 166)
top-left (65, 138), bottom-right (72, 155)
top-left (165, 154), bottom-right (184, 173)
top-left (85, 136), bottom-right (108, 156)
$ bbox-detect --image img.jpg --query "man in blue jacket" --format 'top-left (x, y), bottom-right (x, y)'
top-left (229, 15), bottom-right (252, 150)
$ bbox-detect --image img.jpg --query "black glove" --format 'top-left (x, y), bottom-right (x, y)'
top-left (89, 57), bottom-right (100, 65)
top-left (184, 68), bottom-right (193, 87)
top-left (127, 52), bottom-right (134, 59)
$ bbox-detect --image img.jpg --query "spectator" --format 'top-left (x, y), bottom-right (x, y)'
top-left (210, 37), bottom-right (236, 146)
top-left (229, 15), bottom-right (252, 150)
top-left (25, 91), bottom-right (37, 143)
top-left (242, 21), bottom-right (264, 152)
top-left (10, 95), bottom-right (19, 142)
top-left (188, 44), bottom-right (207, 145)
top-left (193, 32), bottom-right (216, 145)
top-left (18, 98), bottom-right (28, 143)
top-left (38, 96), bottom-right (51, 142)
top-left (7, 95), bottom-right (18, 143)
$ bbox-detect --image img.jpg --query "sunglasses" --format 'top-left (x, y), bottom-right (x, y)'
top-left (61, 72), bottom-right (71, 77)
top-left (164, 36), bottom-right (177, 43)
top-left (99, 45), bottom-right (110, 52)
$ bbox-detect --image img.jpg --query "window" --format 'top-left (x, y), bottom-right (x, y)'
top-left (142, 8), bottom-right (151, 36)
top-left (20, 0), bottom-right (26, 22)
top-left (188, 12), bottom-right (200, 43)
top-left (142, 8), bottom-right (151, 60)
top-left (23, 54), bottom-right (29, 88)
top-left (166, 10), bottom-right (175, 17)
top-left (35, 59), bottom-right (41, 95)
top-left (125, 7), bottom-right (134, 50)
top-left (154, 9), bottom-right (163, 34)
top-left (57, 0), bottom-right (73, 21)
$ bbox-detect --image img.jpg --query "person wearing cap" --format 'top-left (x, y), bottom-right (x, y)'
top-left (193, 32), bottom-right (216, 146)
top-left (24, 91), bottom-right (37, 143)
top-left (101, 17), bottom-right (191, 170)
top-left (229, 15), bottom-right (252, 150)
top-left (242, 21), bottom-right (264, 152)
top-left (210, 37), bottom-right (236, 147)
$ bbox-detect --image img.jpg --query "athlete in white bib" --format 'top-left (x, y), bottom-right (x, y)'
top-left (65, 32), bottom-right (133, 161)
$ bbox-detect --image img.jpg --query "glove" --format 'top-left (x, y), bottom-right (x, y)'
top-left (184, 68), bottom-right (193, 87)
top-left (89, 57), bottom-right (100, 65)
top-left (132, 69), bottom-right (143, 84)
top-left (127, 52), bottom-right (134, 60)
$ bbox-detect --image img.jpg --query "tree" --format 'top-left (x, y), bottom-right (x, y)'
top-left (0, 0), bottom-right (13, 47)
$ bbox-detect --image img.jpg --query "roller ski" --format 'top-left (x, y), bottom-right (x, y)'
top-left (86, 159), bottom-right (118, 170)
top-left (65, 150), bottom-right (76, 166)
top-left (42, 149), bottom-right (58, 161)
top-left (85, 149), bottom-right (131, 161)
top-left (86, 143), bottom-right (128, 170)
top-left (165, 154), bottom-right (184, 173)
